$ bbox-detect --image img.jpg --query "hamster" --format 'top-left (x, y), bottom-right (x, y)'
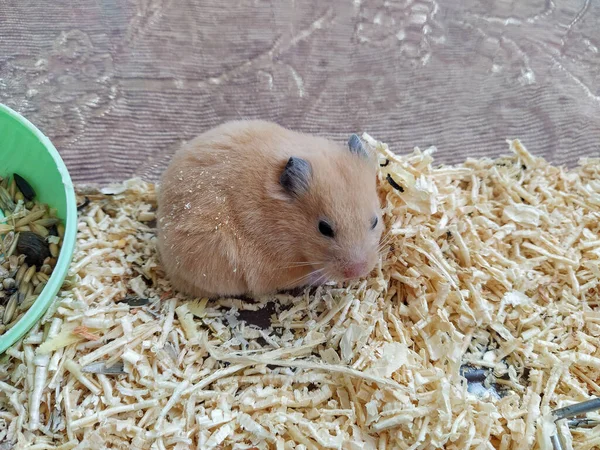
top-left (156, 120), bottom-right (383, 298)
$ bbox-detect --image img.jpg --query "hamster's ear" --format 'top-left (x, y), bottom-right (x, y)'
top-left (280, 156), bottom-right (312, 197)
top-left (348, 134), bottom-right (368, 158)
top-left (348, 133), bottom-right (378, 169)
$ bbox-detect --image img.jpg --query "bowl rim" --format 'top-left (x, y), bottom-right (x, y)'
top-left (0, 103), bottom-right (78, 354)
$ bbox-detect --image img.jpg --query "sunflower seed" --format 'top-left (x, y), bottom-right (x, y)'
top-left (13, 174), bottom-right (36, 201)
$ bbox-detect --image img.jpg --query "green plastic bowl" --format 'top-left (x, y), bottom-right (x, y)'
top-left (0, 104), bottom-right (77, 354)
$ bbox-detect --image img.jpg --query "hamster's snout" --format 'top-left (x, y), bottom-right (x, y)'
top-left (342, 259), bottom-right (369, 280)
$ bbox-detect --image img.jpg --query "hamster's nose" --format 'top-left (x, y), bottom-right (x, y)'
top-left (343, 261), bottom-right (368, 279)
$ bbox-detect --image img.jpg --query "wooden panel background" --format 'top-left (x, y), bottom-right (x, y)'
top-left (1, 0), bottom-right (599, 184)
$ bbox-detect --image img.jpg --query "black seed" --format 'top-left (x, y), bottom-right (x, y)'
top-left (120, 296), bottom-right (150, 307)
top-left (48, 225), bottom-right (58, 237)
top-left (522, 165), bottom-right (527, 170)
top-left (13, 174), bottom-right (36, 200)
top-left (17, 232), bottom-right (50, 267)
top-left (238, 302), bottom-right (276, 329)
top-left (446, 231), bottom-right (452, 239)
top-left (386, 174), bottom-right (404, 192)
top-left (380, 159), bottom-right (390, 167)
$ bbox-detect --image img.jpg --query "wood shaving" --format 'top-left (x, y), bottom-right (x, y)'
top-left (0, 139), bottom-right (599, 449)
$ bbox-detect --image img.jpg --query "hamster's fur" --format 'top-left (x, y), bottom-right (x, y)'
top-left (156, 120), bottom-right (382, 298)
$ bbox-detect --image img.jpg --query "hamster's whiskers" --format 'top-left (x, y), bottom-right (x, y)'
top-left (288, 267), bottom-right (325, 286)
top-left (377, 231), bottom-right (392, 252)
top-left (280, 261), bottom-right (325, 270)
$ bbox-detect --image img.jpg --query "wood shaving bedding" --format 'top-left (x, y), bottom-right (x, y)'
top-left (0, 138), bottom-right (598, 449)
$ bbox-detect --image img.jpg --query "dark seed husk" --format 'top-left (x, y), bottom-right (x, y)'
top-left (13, 174), bottom-right (36, 201)
top-left (77, 196), bottom-right (90, 211)
top-left (461, 367), bottom-right (488, 383)
top-left (386, 174), bottom-right (404, 193)
top-left (16, 232), bottom-right (50, 268)
top-left (120, 296), bottom-right (150, 307)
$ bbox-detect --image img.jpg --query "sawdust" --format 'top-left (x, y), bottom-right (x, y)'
top-left (0, 137), bottom-right (598, 449)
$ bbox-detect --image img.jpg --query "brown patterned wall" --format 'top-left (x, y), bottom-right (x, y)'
top-left (1, 0), bottom-right (599, 184)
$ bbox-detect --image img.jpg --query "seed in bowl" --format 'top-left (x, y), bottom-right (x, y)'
top-left (0, 173), bottom-right (65, 333)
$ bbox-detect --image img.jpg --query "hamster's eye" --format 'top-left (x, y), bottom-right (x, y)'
top-left (318, 220), bottom-right (335, 238)
top-left (371, 217), bottom-right (378, 230)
